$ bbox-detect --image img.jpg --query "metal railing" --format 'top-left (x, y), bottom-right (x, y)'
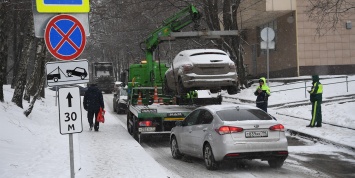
top-left (270, 76), bottom-right (355, 98)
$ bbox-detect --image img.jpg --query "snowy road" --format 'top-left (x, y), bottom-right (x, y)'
top-left (104, 94), bottom-right (355, 178)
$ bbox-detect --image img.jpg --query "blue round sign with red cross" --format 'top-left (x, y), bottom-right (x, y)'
top-left (45, 14), bottom-right (86, 60)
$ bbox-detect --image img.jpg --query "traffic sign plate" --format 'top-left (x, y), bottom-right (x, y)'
top-left (45, 14), bottom-right (86, 60)
top-left (36, 0), bottom-right (90, 13)
top-left (46, 59), bottom-right (89, 87)
top-left (58, 87), bottom-right (83, 135)
top-left (260, 27), bottom-right (275, 42)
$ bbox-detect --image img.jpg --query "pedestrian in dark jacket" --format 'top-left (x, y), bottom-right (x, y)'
top-left (83, 83), bottom-right (104, 131)
top-left (307, 75), bottom-right (323, 127)
top-left (254, 77), bottom-right (270, 112)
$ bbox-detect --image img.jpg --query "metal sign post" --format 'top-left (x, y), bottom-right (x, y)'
top-left (58, 87), bottom-right (83, 178)
top-left (260, 27), bottom-right (275, 85)
top-left (33, 1), bottom-right (89, 178)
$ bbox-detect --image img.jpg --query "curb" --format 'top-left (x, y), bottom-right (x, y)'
top-left (286, 129), bottom-right (355, 151)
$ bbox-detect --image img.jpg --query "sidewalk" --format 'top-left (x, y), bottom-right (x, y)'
top-left (75, 106), bottom-right (178, 178)
top-left (270, 110), bottom-right (355, 150)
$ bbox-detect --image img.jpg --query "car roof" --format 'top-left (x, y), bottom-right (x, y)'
top-left (179, 49), bottom-right (227, 56)
top-left (200, 104), bottom-right (258, 113)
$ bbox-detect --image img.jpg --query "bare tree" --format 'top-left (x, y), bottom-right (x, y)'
top-left (307, 0), bottom-right (355, 35)
top-left (11, 11), bottom-right (33, 108)
top-left (23, 38), bottom-right (46, 101)
top-left (0, 1), bottom-right (10, 102)
top-left (202, 0), bottom-right (248, 88)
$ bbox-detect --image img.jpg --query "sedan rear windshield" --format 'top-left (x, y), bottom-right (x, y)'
top-left (190, 52), bottom-right (226, 56)
top-left (216, 109), bottom-right (273, 121)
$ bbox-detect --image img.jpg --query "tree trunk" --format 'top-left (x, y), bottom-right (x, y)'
top-left (11, 14), bottom-right (33, 108)
top-left (11, 7), bottom-right (24, 88)
top-left (24, 37), bottom-right (42, 101)
top-left (24, 73), bottom-right (45, 117)
top-left (0, 2), bottom-right (10, 102)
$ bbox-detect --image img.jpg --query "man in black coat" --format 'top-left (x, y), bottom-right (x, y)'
top-left (83, 83), bottom-right (104, 131)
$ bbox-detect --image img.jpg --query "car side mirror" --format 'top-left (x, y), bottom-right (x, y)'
top-left (175, 121), bottom-right (183, 127)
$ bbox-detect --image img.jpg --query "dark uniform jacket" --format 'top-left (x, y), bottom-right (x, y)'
top-left (309, 75), bottom-right (323, 102)
top-left (84, 85), bottom-right (104, 111)
top-left (254, 77), bottom-right (271, 105)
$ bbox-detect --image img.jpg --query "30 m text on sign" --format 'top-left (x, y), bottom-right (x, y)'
top-left (58, 87), bottom-right (83, 135)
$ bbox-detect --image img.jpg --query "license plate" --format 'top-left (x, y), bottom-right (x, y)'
top-left (245, 131), bottom-right (268, 138)
top-left (138, 127), bottom-right (156, 132)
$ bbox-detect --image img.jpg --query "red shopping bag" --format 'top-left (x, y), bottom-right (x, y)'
top-left (97, 107), bottom-right (105, 123)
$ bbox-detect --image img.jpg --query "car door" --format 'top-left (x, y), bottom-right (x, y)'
top-left (178, 109), bottom-right (200, 155)
top-left (190, 109), bottom-right (214, 156)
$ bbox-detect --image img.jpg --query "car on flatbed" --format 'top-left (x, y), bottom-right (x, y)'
top-left (170, 104), bottom-right (288, 170)
top-left (164, 49), bottom-right (239, 95)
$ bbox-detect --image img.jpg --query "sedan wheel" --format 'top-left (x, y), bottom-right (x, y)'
top-left (170, 136), bottom-right (182, 159)
top-left (204, 144), bottom-right (219, 170)
top-left (268, 158), bottom-right (285, 168)
top-left (67, 72), bottom-right (72, 77)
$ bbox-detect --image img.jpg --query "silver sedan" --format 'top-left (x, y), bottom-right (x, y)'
top-left (170, 104), bottom-right (288, 170)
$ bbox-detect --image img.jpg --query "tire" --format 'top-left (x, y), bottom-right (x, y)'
top-left (80, 75), bottom-right (85, 80)
top-left (54, 77), bottom-right (58, 82)
top-left (164, 77), bottom-right (173, 95)
top-left (113, 100), bottom-right (117, 112)
top-left (67, 72), bottom-right (72, 77)
top-left (170, 136), bottom-right (182, 159)
top-left (204, 143), bottom-right (219, 170)
top-left (210, 89), bottom-right (219, 93)
top-left (227, 85), bottom-right (238, 95)
top-left (268, 158), bottom-right (285, 168)
top-left (132, 116), bottom-right (139, 141)
top-left (127, 112), bottom-right (133, 135)
top-left (178, 78), bottom-right (187, 95)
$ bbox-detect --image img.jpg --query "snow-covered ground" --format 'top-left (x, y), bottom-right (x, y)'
top-left (0, 75), bottom-right (354, 177)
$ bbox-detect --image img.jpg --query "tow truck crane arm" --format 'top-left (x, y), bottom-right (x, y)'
top-left (142, 5), bottom-right (201, 87)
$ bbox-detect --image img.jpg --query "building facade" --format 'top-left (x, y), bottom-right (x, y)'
top-left (238, 0), bottom-right (355, 77)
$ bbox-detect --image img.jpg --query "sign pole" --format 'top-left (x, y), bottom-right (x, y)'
top-left (266, 29), bottom-right (270, 86)
top-left (69, 133), bottom-right (75, 178)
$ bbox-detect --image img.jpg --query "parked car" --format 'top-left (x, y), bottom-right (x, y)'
top-left (170, 104), bottom-right (288, 170)
top-left (66, 67), bottom-right (88, 80)
top-left (113, 87), bottom-right (128, 114)
top-left (113, 81), bottom-right (123, 93)
top-left (164, 49), bottom-right (239, 95)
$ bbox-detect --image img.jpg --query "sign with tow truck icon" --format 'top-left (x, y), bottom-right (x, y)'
top-left (46, 59), bottom-right (89, 87)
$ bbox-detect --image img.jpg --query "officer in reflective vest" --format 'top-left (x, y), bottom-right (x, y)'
top-left (307, 75), bottom-right (323, 127)
top-left (186, 90), bottom-right (198, 104)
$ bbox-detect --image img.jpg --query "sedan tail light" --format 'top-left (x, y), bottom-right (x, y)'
top-left (139, 121), bottom-right (152, 127)
top-left (182, 64), bottom-right (193, 71)
top-left (269, 124), bottom-right (285, 131)
top-left (215, 126), bottom-right (243, 135)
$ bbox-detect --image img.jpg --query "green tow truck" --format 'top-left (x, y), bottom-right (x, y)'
top-left (126, 5), bottom-right (221, 142)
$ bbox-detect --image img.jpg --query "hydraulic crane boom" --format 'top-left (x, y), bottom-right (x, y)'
top-left (143, 5), bottom-right (201, 87)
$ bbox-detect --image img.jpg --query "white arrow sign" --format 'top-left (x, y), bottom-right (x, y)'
top-left (58, 87), bottom-right (83, 135)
